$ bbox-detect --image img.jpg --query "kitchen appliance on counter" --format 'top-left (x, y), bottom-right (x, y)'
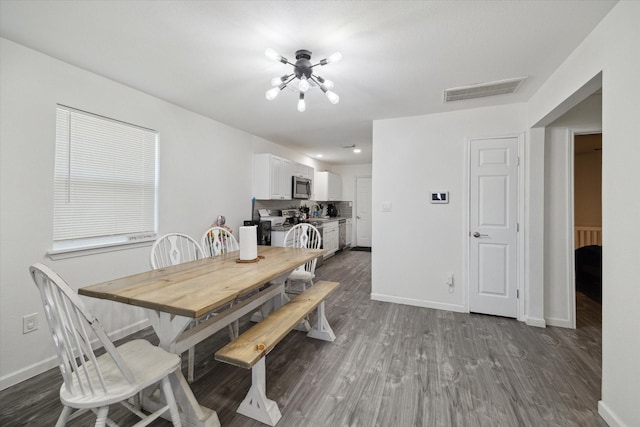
top-left (243, 220), bottom-right (271, 245)
top-left (292, 176), bottom-right (312, 199)
top-left (327, 203), bottom-right (338, 217)
top-left (282, 208), bottom-right (300, 224)
top-left (258, 209), bottom-right (285, 226)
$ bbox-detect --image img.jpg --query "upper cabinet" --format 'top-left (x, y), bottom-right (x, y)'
top-left (253, 154), bottom-right (315, 200)
top-left (292, 162), bottom-right (314, 180)
top-left (314, 171), bottom-right (342, 201)
top-left (253, 154), bottom-right (292, 200)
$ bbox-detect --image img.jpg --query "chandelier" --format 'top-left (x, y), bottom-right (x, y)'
top-left (265, 48), bottom-right (341, 112)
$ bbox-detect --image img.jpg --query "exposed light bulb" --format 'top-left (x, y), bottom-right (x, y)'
top-left (265, 48), bottom-right (281, 61)
top-left (325, 90), bottom-right (340, 105)
top-left (298, 76), bottom-right (310, 92)
top-left (265, 87), bottom-right (280, 101)
top-left (327, 52), bottom-right (342, 64)
top-left (353, 148), bottom-right (362, 154)
top-left (316, 76), bottom-right (334, 89)
top-left (271, 77), bottom-right (283, 86)
top-left (297, 93), bottom-right (306, 112)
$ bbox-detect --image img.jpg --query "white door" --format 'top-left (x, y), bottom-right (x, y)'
top-left (356, 177), bottom-right (372, 247)
top-left (469, 137), bottom-right (519, 318)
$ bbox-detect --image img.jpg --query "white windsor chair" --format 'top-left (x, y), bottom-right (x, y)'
top-left (284, 223), bottom-right (322, 293)
top-left (150, 233), bottom-right (205, 383)
top-left (150, 233), bottom-right (205, 269)
top-left (29, 263), bottom-right (182, 427)
top-left (201, 226), bottom-right (242, 342)
top-left (201, 226), bottom-right (239, 257)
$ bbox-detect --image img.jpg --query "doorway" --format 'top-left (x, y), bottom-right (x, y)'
top-left (572, 132), bottom-right (602, 326)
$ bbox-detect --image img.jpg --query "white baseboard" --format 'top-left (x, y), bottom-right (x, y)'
top-left (370, 293), bottom-right (467, 313)
top-left (525, 316), bottom-right (547, 328)
top-left (0, 319), bottom-right (149, 391)
top-left (598, 400), bottom-right (628, 427)
top-left (545, 316), bottom-right (572, 328)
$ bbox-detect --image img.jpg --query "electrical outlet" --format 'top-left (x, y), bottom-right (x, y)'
top-left (23, 313), bottom-right (38, 334)
top-left (382, 201), bottom-right (392, 212)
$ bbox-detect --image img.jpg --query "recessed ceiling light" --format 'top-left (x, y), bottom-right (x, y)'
top-left (353, 148), bottom-right (362, 153)
top-left (316, 154), bottom-right (323, 158)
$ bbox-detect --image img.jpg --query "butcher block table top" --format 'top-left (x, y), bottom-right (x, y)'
top-left (79, 246), bottom-right (325, 318)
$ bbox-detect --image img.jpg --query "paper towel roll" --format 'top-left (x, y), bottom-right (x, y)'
top-left (239, 226), bottom-right (258, 260)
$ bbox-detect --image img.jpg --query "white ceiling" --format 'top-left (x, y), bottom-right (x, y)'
top-left (0, 1), bottom-right (616, 165)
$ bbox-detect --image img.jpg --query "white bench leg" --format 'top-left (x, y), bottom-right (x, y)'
top-left (237, 358), bottom-right (282, 426)
top-left (307, 301), bottom-right (336, 342)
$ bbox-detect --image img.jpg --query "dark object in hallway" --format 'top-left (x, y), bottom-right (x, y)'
top-left (575, 244), bottom-right (602, 302)
top-left (350, 246), bottom-right (371, 252)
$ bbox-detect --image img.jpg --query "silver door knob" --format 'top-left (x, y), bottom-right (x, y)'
top-left (473, 232), bottom-right (488, 238)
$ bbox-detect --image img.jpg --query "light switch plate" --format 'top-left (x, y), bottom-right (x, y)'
top-left (382, 201), bottom-right (392, 212)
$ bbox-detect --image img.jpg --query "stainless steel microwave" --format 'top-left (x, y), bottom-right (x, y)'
top-left (292, 176), bottom-right (312, 199)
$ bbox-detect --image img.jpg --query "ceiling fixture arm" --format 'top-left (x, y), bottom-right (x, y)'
top-left (265, 75), bottom-right (297, 101)
top-left (264, 48), bottom-right (295, 66)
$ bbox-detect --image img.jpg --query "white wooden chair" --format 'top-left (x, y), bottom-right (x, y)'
top-left (150, 233), bottom-right (205, 269)
top-left (150, 233), bottom-right (205, 383)
top-left (201, 226), bottom-right (241, 342)
top-left (201, 226), bottom-right (239, 257)
top-left (29, 263), bottom-right (182, 427)
top-left (284, 223), bottom-right (322, 293)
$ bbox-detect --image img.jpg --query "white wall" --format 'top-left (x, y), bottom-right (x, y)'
top-left (527, 2), bottom-right (640, 425)
top-left (371, 103), bottom-right (527, 312)
top-left (0, 38), bottom-right (255, 389)
top-left (543, 94), bottom-right (602, 327)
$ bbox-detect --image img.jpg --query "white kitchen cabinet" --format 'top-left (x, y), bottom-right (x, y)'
top-left (345, 219), bottom-right (353, 247)
top-left (292, 162), bottom-right (314, 180)
top-left (322, 220), bottom-right (339, 258)
top-left (314, 171), bottom-right (342, 201)
top-left (253, 154), bottom-right (292, 200)
top-left (271, 230), bottom-right (286, 247)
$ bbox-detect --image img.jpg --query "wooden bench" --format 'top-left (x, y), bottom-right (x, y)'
top-left (215, 280), bottom-right (340, 426)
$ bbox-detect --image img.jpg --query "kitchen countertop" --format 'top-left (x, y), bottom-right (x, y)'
top-left (271, 217), bottom-right (350, 232)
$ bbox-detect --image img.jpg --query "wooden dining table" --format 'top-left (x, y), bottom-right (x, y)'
top-left (79, 245), bottom-right (325, 427)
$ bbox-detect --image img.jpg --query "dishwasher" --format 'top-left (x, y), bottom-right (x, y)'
top-left (315, 224), bottom-right (324, 268)
top-left (338, 219), bottom-right (346, 251)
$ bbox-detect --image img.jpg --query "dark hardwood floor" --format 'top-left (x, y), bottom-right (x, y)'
top-left (0, 250), bottom-right (605, 426)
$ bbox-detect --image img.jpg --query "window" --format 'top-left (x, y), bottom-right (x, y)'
top-left (51, 106), bottom-right (157, 255)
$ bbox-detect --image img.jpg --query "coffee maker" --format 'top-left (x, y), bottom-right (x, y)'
top-left (327, 203), bottom-right (338, 217)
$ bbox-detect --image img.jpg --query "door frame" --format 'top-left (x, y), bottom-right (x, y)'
top-left (566, 126), bottom-right (602, 329)
top-left (463, 134), bottom-right (526, 321)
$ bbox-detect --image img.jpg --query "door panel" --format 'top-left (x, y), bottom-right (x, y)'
top-left (479, 176), bottom-right (508, 226)
top-left (469, 137), bottom-right (518, 318)
top-left (478, 243), bottom-right (508, 295)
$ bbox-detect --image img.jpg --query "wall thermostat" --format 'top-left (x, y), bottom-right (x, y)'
top-left (431, 192), bottom-right (449, 204)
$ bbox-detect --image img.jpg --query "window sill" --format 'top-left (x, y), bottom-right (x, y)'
top-left (47, 237), bottom-right (156, 260)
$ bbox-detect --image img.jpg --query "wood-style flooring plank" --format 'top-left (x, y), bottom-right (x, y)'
top-left (0, 250), bottom-right (606, 427)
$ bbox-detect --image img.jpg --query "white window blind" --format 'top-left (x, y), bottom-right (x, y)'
top-left (53, 106), bottom-right (157, 249)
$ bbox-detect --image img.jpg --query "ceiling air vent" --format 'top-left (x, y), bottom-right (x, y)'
top-left (443, 76), bottom-right (527, 102)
